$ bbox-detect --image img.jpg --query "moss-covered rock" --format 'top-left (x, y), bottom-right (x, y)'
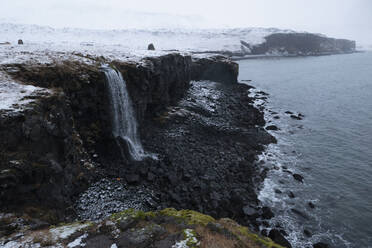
top-left (159, 208), bottom-right (215, 226)
top-left (1, 208), bottom-right (284, 248)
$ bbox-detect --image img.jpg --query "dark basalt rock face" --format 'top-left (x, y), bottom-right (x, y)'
top-left (138, 80), bottom-right (275, 227)
top-left (0, 90), bottom-right (95, 221)
top-left (0, 54), bottom-right (249, 224)
top-left (113, 54), bottom-right (192, 123)
top-left (313, 242), bottom-right (330, 248)
top-left (251, 33), bottom-right (356, 55)
top-left (191, 55), bottom-right (239, 84)
top-left (268, 229), bottom-right (292, 248)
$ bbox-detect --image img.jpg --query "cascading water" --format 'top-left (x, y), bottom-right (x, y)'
top-left (102, 65), bottom-right (146, 161)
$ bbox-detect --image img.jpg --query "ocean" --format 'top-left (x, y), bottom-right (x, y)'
top-left (239, 52), bottom-right (372, 248)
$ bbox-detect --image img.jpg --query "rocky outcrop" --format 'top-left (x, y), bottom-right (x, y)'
top-left (0, 75), bottom-right (107, 216)
top-left (0, 54), bottom-right (245, 222)
top-left (0, 52), bottom-right (283, 245)
top-left (137, 80), bottom-right (275, 229)
top-left (191, 56), bottom-right (239, 84)
top-left (0, 208), bottom-right (285, 248)
top-left (250, 33), bottom-right (356, 55)
top-left (113, 54), bottom-right (192, 122)
top-left (0, 89), bottom-right (95, 221)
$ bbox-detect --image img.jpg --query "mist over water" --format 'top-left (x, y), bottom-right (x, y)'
top-left (239, 52), bottom-right (372, 247)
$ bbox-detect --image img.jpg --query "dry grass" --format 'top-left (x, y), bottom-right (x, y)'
top-left (196, 226), bottom-right (239, 248)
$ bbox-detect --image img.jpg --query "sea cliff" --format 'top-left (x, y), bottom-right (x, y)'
top-left (0, 53), bottom-right (288, 247)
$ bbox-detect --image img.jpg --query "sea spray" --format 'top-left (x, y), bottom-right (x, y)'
top-left (102, 65), bottom-right (146, 161)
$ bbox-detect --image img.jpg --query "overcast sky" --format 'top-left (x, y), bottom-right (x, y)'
top-left (1, 0), bottom-right (371, 44)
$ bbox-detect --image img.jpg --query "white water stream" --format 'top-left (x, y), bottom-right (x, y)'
top-left (102, 66), bottom-right (146, 161)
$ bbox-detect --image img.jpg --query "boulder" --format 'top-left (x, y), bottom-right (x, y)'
top-left (313, 242), bottom-right (330, 248)
top-left (304, 229), bottom-right (312, 237)
top-left (148, 43), bottom-right (155, 50)
top-left (291, 208), bottom-right (309, 220)
top-left (268, 229), bottom-right (292, 248)
top-left (266, 125), bottom-right (279, 131)
top-left (293, 174), bottom-right (304, 182)
top-left (18, 39), bottom-right (23, 45)
top-left (290, 114), bottom-right (303, 120)
top-left (242, 205), bottom-right (256, 216)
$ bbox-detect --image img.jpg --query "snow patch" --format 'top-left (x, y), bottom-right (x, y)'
top-left (67, 233), bottom-right (88, 248)
top-left (0, 75), bottom-right (50, 112)
top-left (172, 229), bottom-right (199, 248)
top-left (50, 223), bottom-right (90, 240)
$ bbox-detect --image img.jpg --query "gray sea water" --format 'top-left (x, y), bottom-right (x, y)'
top-left (239, 52), bottom-right (372, 248)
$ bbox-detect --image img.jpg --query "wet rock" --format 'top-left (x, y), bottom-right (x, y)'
top-left (285, 111), bottom-right (293, 115)
top-left (293, 174), bottom-right (304, 183)
top-left (288, 191), bottom-right (295, 198)
top-left (148, 43), bottom-right (155, 50)
top-left (280, 229), bottom-right (288, 236)
top-left (266, 125), bottom-right (279, 131)
top-left (118, 217), bottom-right (137, 231)
top-left (308, 202), bottom-right (316, 209)
top-left (147, 172), bottom-right (155, 181)
top-left (260, 207), bottom-right (274, 220)
top-left (268, 229), bottom-right (292, 248)
top-left (242, 205), bottom-right (256, 216)
top-left (275, 189), bottom-right (282, 194)
top-left (291, 209), bottom-right (309, 220)
top-left (29, 219), bottom-right (50, 230)
top-left (116, 224), bottom-right (165, 248)
top-left (261, 229), bottom-right (268, 236)
top-left (126, 174), bottom-right (140, 184)
top-left (257, 91), bottom-right (269, 96)
top-left (290, 114), bottom-right (303, 120)
top-left (18, 39), bottom-right (23, 45)
top-left (304, 229), bottom-right (312, 237)
top-left (313, 242), bottom-right (330, 248)
top-left (85, 235), bottom-right (113, 248)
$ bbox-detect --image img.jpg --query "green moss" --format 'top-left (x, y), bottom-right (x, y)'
top-left (50, 220), bottom-right (93, 229)
top-left (236, 226), bottom-right (285, 248)
top-left (110, 209), bottom-right (283, 248)
top-left (110, 209), bottom-right (156, 222)
top-left (110, 208), bottom-right (214, 226)
top-left (159, 208), bottom-right (215, 226)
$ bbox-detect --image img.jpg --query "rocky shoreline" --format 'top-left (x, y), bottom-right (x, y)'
top-left (0, 53), bottom-right (290, 247)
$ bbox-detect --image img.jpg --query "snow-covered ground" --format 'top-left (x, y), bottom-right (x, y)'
top-left (0, 71), bottom-right (50, 113)
top-left (0, 22), bottom-right (295, 58)
top-left (0, 22), bottom-right (295, 112)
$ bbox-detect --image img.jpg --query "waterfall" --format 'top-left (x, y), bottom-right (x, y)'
top-left (102, 65), bottom-right (146, 161)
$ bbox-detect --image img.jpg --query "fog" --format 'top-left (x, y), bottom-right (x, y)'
top-left (1, 0), bottom-right (371, 45)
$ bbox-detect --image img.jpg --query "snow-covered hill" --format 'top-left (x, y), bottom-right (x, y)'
top-left (0, 22), bottom-right (294, 53)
